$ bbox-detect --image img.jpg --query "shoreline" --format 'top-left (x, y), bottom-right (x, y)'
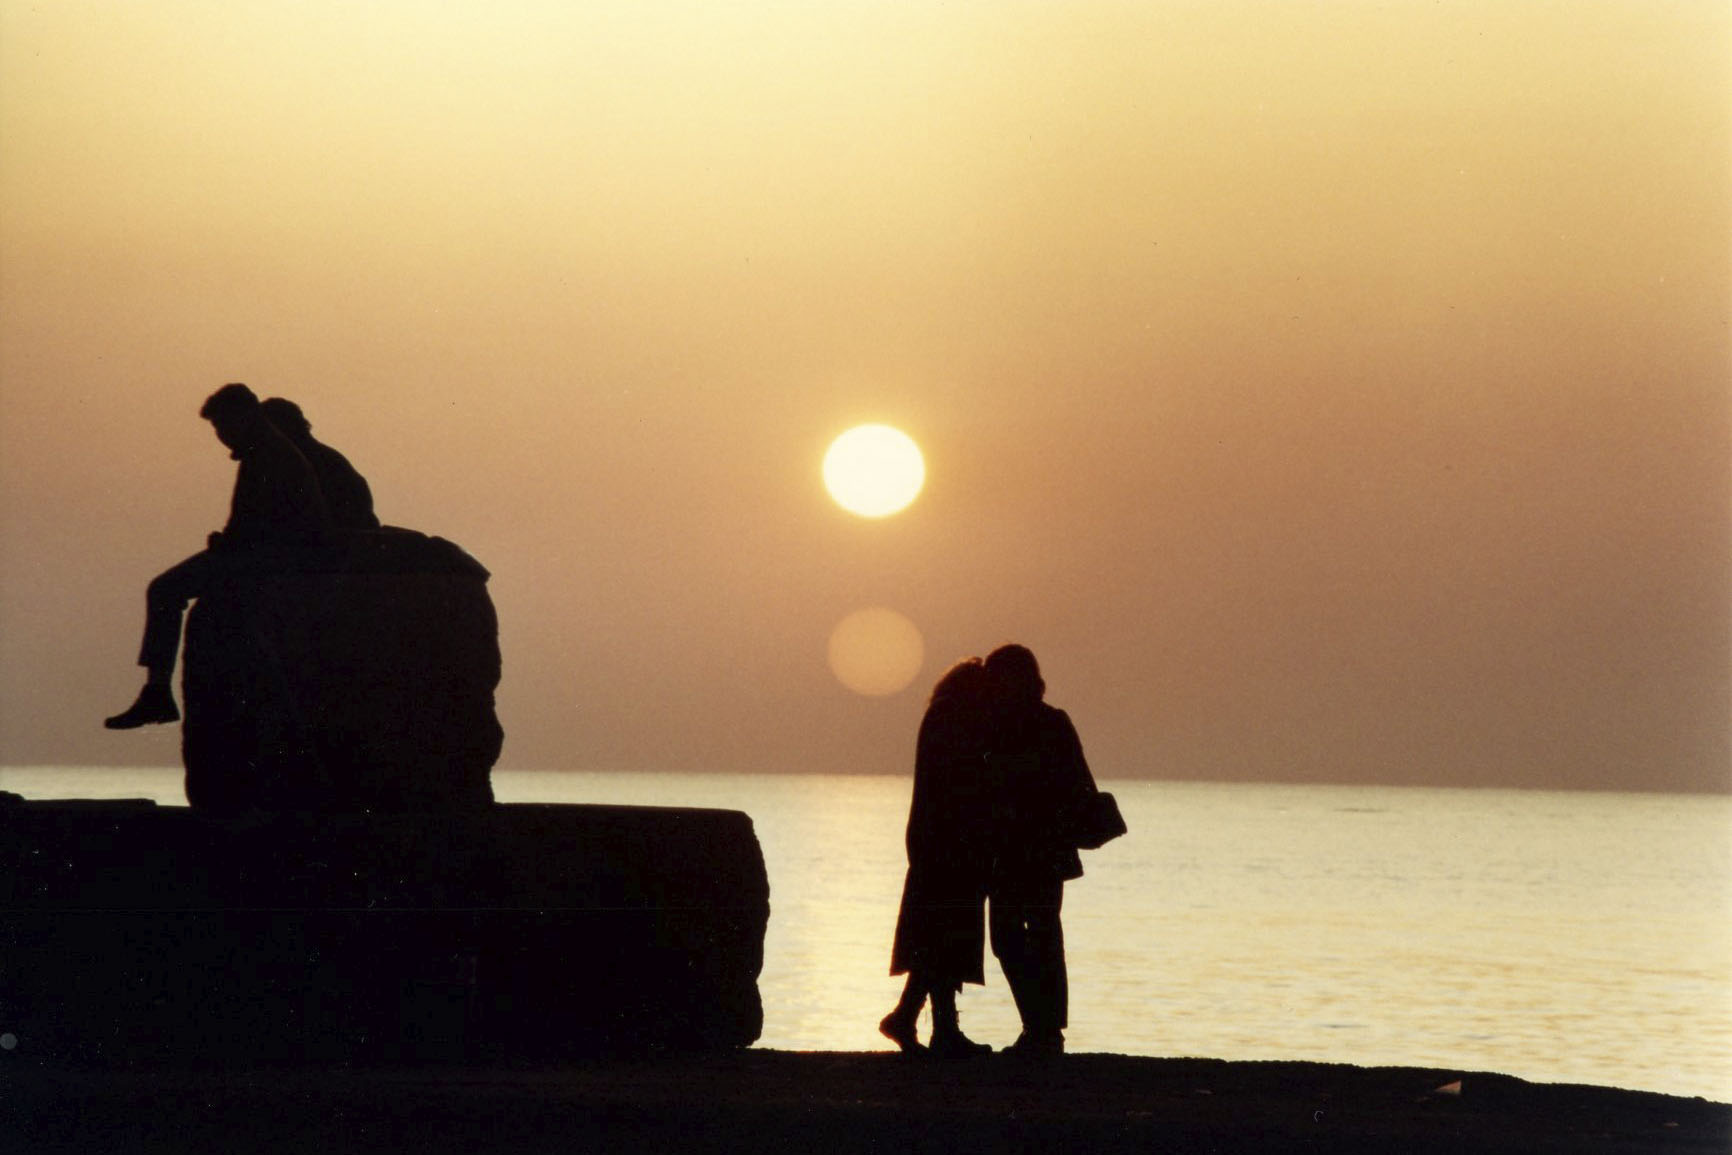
top-left (8, 1051), bottom-right (1727, 1154)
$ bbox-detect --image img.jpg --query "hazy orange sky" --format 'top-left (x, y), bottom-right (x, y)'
top-left (1, 1), bottom-right (1726, 792)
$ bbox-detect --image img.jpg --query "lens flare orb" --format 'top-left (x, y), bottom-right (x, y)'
top-left (827, 607), bottom-right (925, 697)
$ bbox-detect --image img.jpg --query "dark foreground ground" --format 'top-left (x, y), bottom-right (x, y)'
top-left (6, 1051), bottom-right (1727, 1154)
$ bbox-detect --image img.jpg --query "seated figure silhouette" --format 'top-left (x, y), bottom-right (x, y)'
top-left (984, 643), bottom-right (1101, 1057)
top-left (260, 397), bottom-right (380, 531)
top-left (104, 383), bottom-right (501, 812)
top-left (106, 383), bottom-right (331, 729)
top-left (880, 658), bottom-right (996, 1057)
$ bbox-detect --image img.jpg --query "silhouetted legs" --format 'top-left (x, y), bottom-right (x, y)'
top-left (990, 878), bottom-right (1067, 1052)
top-left (139, 552), bottom-right (217, 672)
top-left (106, 551), bottom-right (217, 728)
top-left (880, 974), bottom-right (928, 1052)
top-left (880, 971), bottom-right (990, 1057)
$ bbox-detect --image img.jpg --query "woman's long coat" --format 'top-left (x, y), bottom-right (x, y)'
top-left (888, 700), bottom-right (993, 987)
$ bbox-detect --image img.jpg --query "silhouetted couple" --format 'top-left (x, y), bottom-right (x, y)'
top-left (881, 644), bottom-right (1104, 1058)
top-left (105, 384), bottom-right (377, 729)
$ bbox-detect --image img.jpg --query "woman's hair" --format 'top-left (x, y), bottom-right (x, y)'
top-left (929, 657), bottom-right (987, 708)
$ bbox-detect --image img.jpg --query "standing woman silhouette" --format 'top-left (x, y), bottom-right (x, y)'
top-left (879, 658), bottom-right (996, 1056)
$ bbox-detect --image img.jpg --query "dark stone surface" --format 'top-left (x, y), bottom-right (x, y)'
top-left (180, 528), bottom-right (502, 813)
top-left (4, 1053), bottom-right (1726, 1154)
top-left (0, 798), bottom-right (769, 1063)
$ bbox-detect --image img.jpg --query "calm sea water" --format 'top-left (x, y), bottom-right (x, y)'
top-left (3, 766), bottom-right (1728, 1100)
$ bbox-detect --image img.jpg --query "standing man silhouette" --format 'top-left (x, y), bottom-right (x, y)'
top-left (104, 383), bottom-right (330, 729)
top-left (984, 644), bottom-right (1100, 1056)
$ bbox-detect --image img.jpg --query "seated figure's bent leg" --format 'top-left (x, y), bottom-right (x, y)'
top-left (106, 552), bottom-right (215, 729)
top-left (138, 553), bottom-right (214, 676)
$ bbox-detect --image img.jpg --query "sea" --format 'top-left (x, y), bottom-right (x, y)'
top-left (3, 765), bottom-right (1728, 1102)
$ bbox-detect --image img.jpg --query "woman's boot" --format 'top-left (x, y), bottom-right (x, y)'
top-left (927, 987), bottom-right (990, 1057)
top-left (879, 975), bottom-right (927, 1053)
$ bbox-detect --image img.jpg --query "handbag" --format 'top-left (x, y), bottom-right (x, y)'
top-left (1074, 790), bottom-right (1127, 850)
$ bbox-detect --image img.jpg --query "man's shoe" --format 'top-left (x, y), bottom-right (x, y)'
top-left (1004, 1029), bottom-right (1064, 1058)
top-left (104, 683), bottom-right (179, 729)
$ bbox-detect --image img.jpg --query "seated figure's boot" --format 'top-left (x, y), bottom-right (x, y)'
top-left (105, 682), bottom-right (180, 729)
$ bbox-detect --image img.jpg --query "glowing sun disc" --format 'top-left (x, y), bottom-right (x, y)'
top-left (823, 424), bottom-right (925, 518)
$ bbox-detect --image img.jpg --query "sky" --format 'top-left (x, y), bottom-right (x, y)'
top-left (1, 1), bottom-right (1726, 793)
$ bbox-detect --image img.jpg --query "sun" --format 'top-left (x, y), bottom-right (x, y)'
top-left (822, 424), bottom-right (925, 518)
